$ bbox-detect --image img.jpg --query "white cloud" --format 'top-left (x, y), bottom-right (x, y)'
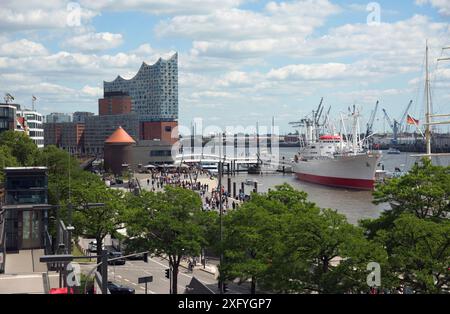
top-left (80, 0), bottom-right (245, 15)
top-left (267, 63), bottom-right (349, 80)
top-left (416, 0), bottom-right (450, 16)
top-left (82, 85), bottom-right (102, 97)
top-left (0, 0), bottom-right (98, 32)
top-left (0, 39), bottom-right (48, 57)
top-left (62, 32), bottom-right (124, 52)
top-left (157, 0), bottom-right (340, 41)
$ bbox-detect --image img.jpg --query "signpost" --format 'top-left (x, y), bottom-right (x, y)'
top-left (138, 276), bottom-right (153, 294)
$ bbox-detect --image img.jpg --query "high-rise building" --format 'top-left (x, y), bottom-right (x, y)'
top-left (103, 53), bottom-right (178, 128)
top-left (46, 112), bottom-right (72, 123)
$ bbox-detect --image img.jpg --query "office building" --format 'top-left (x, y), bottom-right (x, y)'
top-left (46, 112), bottom-right (71, 123)
top-left (73, 111), bottom-right (94, 123)
top-left (0, 104), bottom-right (18, 133)
top-left (18, 109), bottom-right (44, 148)
top-left (99, 92), bottom-right (132, 116)
top-left (43, 122), bottom-right (85, 155)
top-left (84, 113), bottom-right (139, 156)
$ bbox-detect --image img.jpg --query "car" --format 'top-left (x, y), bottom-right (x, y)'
top-left (124, 252), bottom-right (144, 260)
top-left (88, 241), bottom-right (97, 253)
top-left (107, 282), bottom-right (135, 294)
top-left (108, 251), bottom-right (126, 265)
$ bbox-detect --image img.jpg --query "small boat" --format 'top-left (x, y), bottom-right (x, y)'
top-left (387, 147), bottom-right (401, 154)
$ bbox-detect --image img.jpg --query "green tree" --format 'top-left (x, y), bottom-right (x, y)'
top-left (274, 208), bottom-right (389, 294)
top-left (126, 186), bottom-right (212, 294)
top-left (376, 214), bottom-right (450, 294)
top-left (222, 184), bottom-right (391, 294)
top-left (69, 173), bottom-right (127, 264)
top-left (222, 193), bottom-right (282, 294)
top-left (35, 145), bottom-right (82, 204)
top-left (0, 146), bottom-right (19, 182)
top-left (362, 158), bottom-right (450, 238)
top-left (0, 130), bottom-right (39, 166)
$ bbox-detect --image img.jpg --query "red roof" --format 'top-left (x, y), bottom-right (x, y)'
top-left (105, 126), bottom-right (136, 144)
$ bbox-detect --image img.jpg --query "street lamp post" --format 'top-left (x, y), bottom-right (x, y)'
top-left (218, 133), bottom-right (225, 294)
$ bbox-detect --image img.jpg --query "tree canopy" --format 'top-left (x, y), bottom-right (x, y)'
top-left (125, 186), bottom-right (216, 294)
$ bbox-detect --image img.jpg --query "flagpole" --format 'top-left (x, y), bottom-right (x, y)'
top-left (410, 117), bottom-right (424, 138)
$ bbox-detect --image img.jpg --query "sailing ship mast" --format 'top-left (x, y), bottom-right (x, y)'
top-left (412, 43), bottom-right (450, 159)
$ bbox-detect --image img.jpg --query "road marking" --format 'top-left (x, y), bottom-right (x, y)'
top-left (117, 275), bottom-right (122, 279)
top-left (124, 278), bottom-right (130, 282)
top-left (139, 286), bottom-right (156, 294)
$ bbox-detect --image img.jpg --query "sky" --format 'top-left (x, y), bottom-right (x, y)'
top-left (0, 0), bottom-right (449, 134)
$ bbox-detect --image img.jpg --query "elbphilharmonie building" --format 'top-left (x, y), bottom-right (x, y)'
top-left (103, 53), bottom-right (178, 122)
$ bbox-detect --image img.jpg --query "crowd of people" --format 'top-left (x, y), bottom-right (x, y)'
top-left (141, 166), bottom-right (243, 212)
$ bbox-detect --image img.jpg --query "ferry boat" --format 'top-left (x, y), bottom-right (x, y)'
top-left (292, 106), bottom-right (381, 190)
top-left (199, 161), bottom-right (218, 173)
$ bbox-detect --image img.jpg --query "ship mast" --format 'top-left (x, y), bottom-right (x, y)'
top-left (425, 43), bottom-right (432, 159)
top-left (412, 43), bottom-right (450, 159)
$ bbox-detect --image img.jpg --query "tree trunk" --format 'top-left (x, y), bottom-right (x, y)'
top-left (322, 258), bottom-right (329, 273)
top-left (96, 236), bottom-right (103, 272)
top-left (172, 265), bottom-right (179, 294)
top-left (251, 276), bottom-right (256, 294)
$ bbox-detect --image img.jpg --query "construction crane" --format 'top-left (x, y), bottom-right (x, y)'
top-left (365, 100), bottom-right (379, 139)
top-left (382, 100), bottom-right (413, 145)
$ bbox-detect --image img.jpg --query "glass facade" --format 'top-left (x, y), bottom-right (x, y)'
top-left (5, 169), bottom-right (48, 205)
top-left (0, 105), bottom-right (16, 133)
top-left (104, 53), bottom-right (178, 122)
top-left (2, 168), bottom-right (49, 251)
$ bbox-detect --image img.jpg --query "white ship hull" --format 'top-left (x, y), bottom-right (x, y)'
top-left (293, 152), bottom-right (381, 190)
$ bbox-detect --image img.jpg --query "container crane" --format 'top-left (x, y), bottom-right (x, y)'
top-left (382, 100), bottom-right (413, 145)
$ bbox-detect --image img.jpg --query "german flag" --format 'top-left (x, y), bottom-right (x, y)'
top-left (407, 114), bottom-right (419, 125)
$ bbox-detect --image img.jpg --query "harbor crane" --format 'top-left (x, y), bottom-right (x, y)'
top-left (382, 100), bottom-right (413, 145)
top-left (365, 100), bottom-right (379, 139)
top-left (290, 98), bottom-right (327, 144)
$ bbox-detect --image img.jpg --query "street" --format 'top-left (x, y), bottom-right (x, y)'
top-left (81, 256), bottom-right (250, 294)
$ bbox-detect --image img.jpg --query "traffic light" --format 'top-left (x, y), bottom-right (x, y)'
top-left (143, 253), bottom-right (148, 263)
top-left (165, 268), bottom-right (170, 279)
top-left (223, 283), bottom-right (229, 293)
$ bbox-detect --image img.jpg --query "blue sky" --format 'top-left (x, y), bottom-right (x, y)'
top-left (0, 0), bottom-right (449, 134)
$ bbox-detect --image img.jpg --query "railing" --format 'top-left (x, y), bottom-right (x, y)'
top-left (44, 229), bottom-right (53, 255)
top-left (57, 220), bottom-right (70, 254)
top-left (0, 208), bottom-right (5, 273)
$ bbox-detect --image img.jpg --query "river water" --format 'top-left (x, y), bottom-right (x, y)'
top-left (224, 148), bottom-right (450, 224)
